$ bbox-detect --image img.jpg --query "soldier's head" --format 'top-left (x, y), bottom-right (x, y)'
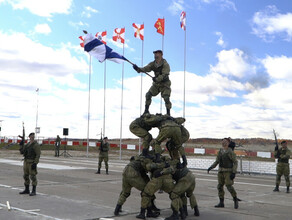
top-left (103, 137), bottom-right (108, 143)
top-left (281, 140), bottom-right (287, 149)
top-left (222, 138), bottom-right (229, 149)
top-left (29, 132), bottom-right (35, 141)
top-left (153, 50), bottom-right (163, 62)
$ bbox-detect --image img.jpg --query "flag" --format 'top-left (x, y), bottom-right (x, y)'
top-left (95, 31), bottom-right (107, 44)
top-left (132, 23), bottom-right (144, 40)
top-left (113, 28), bottom-right (125, 44)
top-left (180, 11), bottom-right (186, 30)
top-left (79, 36), bottom-right (85, 47)
top-left (154, 18), bottom-right (165, 35)
top-left (84, 33), bottom-right (127, 63)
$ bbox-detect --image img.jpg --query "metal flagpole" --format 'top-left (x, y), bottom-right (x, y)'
top-left (160, 22), bottom-right (164, 114)
top-left (119, 42), bottom-right (125, 160)
top-left (183, 19), bottom-right (186, 119)
top-left (35, 88), bottom-right (39, 139)
top-left (103, 61), bottom-right (106, 137)
top-left (86, 55), bottom-right (92, 158)
top-left (139, 30), bottom-right (144, 154)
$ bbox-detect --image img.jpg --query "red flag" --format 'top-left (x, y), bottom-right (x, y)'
top-left (180, 11), bottom-right (186, 30)
top-left (95, 31), bottom-right (107, 44)
top-left (132, 23), bottom-right (144, 41)
top-left (79, 36), bottom-right (85, 47)
top-left (154, 18), bottom-right (165, 35)
top-left (113, 28), bottom-right (125, 44)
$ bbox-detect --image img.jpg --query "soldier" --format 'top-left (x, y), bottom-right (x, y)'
top-left (273, 140), bottom-right (291, 193)
top-left (207, 138), bottom-right (239, 209)
top-left (166, 165), bottom-right (200, 220)
top-left (96, 137), bottom-right (109, 174)
top-left (19, 132), bottom-right (41, 196)
top-left (133, 50), bottom-right (172, 115)
top-left (114, 154), bottom-right (159, 216)
top-left (55, 135), bottom-right (61, 157)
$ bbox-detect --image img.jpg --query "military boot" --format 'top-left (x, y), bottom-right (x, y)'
top-left (183, 205), bottom-right (188, 216)
top-left (233, 197), bottom-right (239, 209)
top-left (19, 184), bottom-right (30, 194)
top-left (136, 208), bottom-right (146, 219)
top-left (287, 186), bottom-right (290, 193)
top-left (143, 105), bottom-right (149, 115)
top-left (106, 168), bottom-right (109, 175)
top-left (273, 185), bottom-right (279, 192)
top-left (215, 198), bottom-right (224, 208)
top-left (114, 204), bottom-right (122, 216)
top-left (150, 199), bottom-right (160, 212)
top-left (166, 108), bottom-right (170, 116)
top-left (165, 208), bottom-right (179, 220)
top-left (29, 185), bottom-right (36, 196)
top-left (194, 205), bottom-right (200, 216)
top-left (179, 207), bottom-right (186, 220)
top-left (146, 207), bottom-right (160, 218)
top-left (96, 168), bottom-right (101, 174)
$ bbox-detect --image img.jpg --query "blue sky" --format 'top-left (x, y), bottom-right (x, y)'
top-left (1, 0), bottom-right (292, 140)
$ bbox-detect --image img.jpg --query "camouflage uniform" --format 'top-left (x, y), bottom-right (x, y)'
top-left (140, 59), bottom-right (172, 112)
top-left (210, 148), bottom-right (238, 199)
top-left (98, 139), bottom-right (109, 173)
top-left (274, 147), bottom-right (291, 188)
top-left (22, 140), bottom-right (41, 186)
top-left (55, 135), bottom-right (61, 157)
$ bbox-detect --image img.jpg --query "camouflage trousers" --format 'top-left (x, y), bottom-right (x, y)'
top-left (276, 163), bottom-right (290, 187)
top-left (141, 174), bottom-right (174, 208)
top-left (146, 81), bottom-right (172, 109)
top-left (98, 152), bottom-right (108, 170)
top-left (129, 122), bottom-right (152, 150)
top-left (117, 166), bottom-right (150, 205)
top-left (170, 172), bottom-right (198, 212)
top-left (23, 160), bottom-right (38, 186)
top-left (217, 171), bottom-right (237, 199)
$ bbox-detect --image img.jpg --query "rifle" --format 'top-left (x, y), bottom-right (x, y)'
top-left (19, 122), bottom-right (25, 154)
top-left (273, 129), bottom-right (281, 158)
top-left (99, 129), bottom-right (104, 152)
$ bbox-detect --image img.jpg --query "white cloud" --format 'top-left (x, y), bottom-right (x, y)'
top-left (81, 6), bottom-right (99, 18)
top-left (211, 48), bottom-right (256, 78)
top-left (215, 31), bottom-right (227, 48)
top-left (200, 0), bottom-right (237, 12)
top-left (4, 0), bottom-right (72, 17)
top-left (69, 21), bottom-right (89, 29)
top-left (167, 0), bottom-right (184, 15)
top-left (252, 5), bottom-right (292, 42)
top-left (34, 23), bottom-right (51, 35)
top-left (262, 55), bottom-right (292, 80)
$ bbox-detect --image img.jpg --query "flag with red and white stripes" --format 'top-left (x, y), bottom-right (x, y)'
top-left (95, 31), bottom-right (107, 44)
top-left (180, 11), bottom-right (186, 30)
top-left (79, 36), bottom-right (85, 47)
top-left (132, 23), bottom-right (144, 40)
top-left (113, 28), bottom-right (125, 44)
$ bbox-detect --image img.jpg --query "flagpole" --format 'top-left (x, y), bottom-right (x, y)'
top-left (160, 18), bottom-right (164, 114)
top-left (119, 42), bottom-right (125, 160)
top-left (103, 61), bottom-right (106, 137)
top-left (86, 55), bottom-right (92, 158)
top-left (139, 29), bottom-right (144, 154)
top-left (183, 21), bottom-right (186, 119)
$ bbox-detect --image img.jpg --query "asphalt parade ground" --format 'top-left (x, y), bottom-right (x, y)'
top-left (0, 153), bottom-right (291, 220)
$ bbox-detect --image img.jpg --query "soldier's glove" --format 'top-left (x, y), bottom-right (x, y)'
top-left (153, 170), bottom-right (163, 178)
top-left (207, 167), bottom-right (212, 174)
top-left (176, 162), bottom-right (184, 169)
top-left (133, 64), bottom-right (141, 73)
top-left (230, 173), bottom-right (236, 180)
top-left (152, 77), bottom-right (157, 82)
top-left (31, 163), bottom-right (37, 170)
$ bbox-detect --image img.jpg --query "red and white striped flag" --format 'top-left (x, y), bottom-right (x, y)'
top-left (95, 31), bottom-right (107, 44)
top-left (180, 11), bottom-right (186, 30)
top-left (113, 28), bottom-right (125, 44)
top-left (132, 23), bottom-right (144, 40)
top-left (79, 36), bottom-right (85, 47)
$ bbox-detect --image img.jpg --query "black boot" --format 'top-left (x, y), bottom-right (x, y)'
top-left (273, 185), bottom-right (279, 192)
top-left (143, 105), bottom-right (149, 115)
top-left (179, 207), bottom-right (186, 220)
top-left (215, 198), bottom-right (224, 208)
top-left (166, 108), bottom-right (170, 116)
top-left (29, 185), bottom-right (36, 196)
top-left (150, 199), bottom-right (160, 212)
top-left (165, 208), bottom-right (179, 220)
top-left (287, 186), bottom-right (290, 193)
top-left (96, 168), bottom-right (101, 174)
top-left (233, 197), bottom-right (239, 209)
top-left (146, 207), bottom-right (160, 217)
top-left (19, 184), bottom-right (30, 194)
top-left (183, 205), bottom-right (188, 216)
top-left (106, 168), bottom-right (109, 175)
top-left (194, 205), bottom-right (200, 216)
top-left (136, 208), bottom-right (146, 219)
top-left (114, 204), bottom-right (122, 216)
